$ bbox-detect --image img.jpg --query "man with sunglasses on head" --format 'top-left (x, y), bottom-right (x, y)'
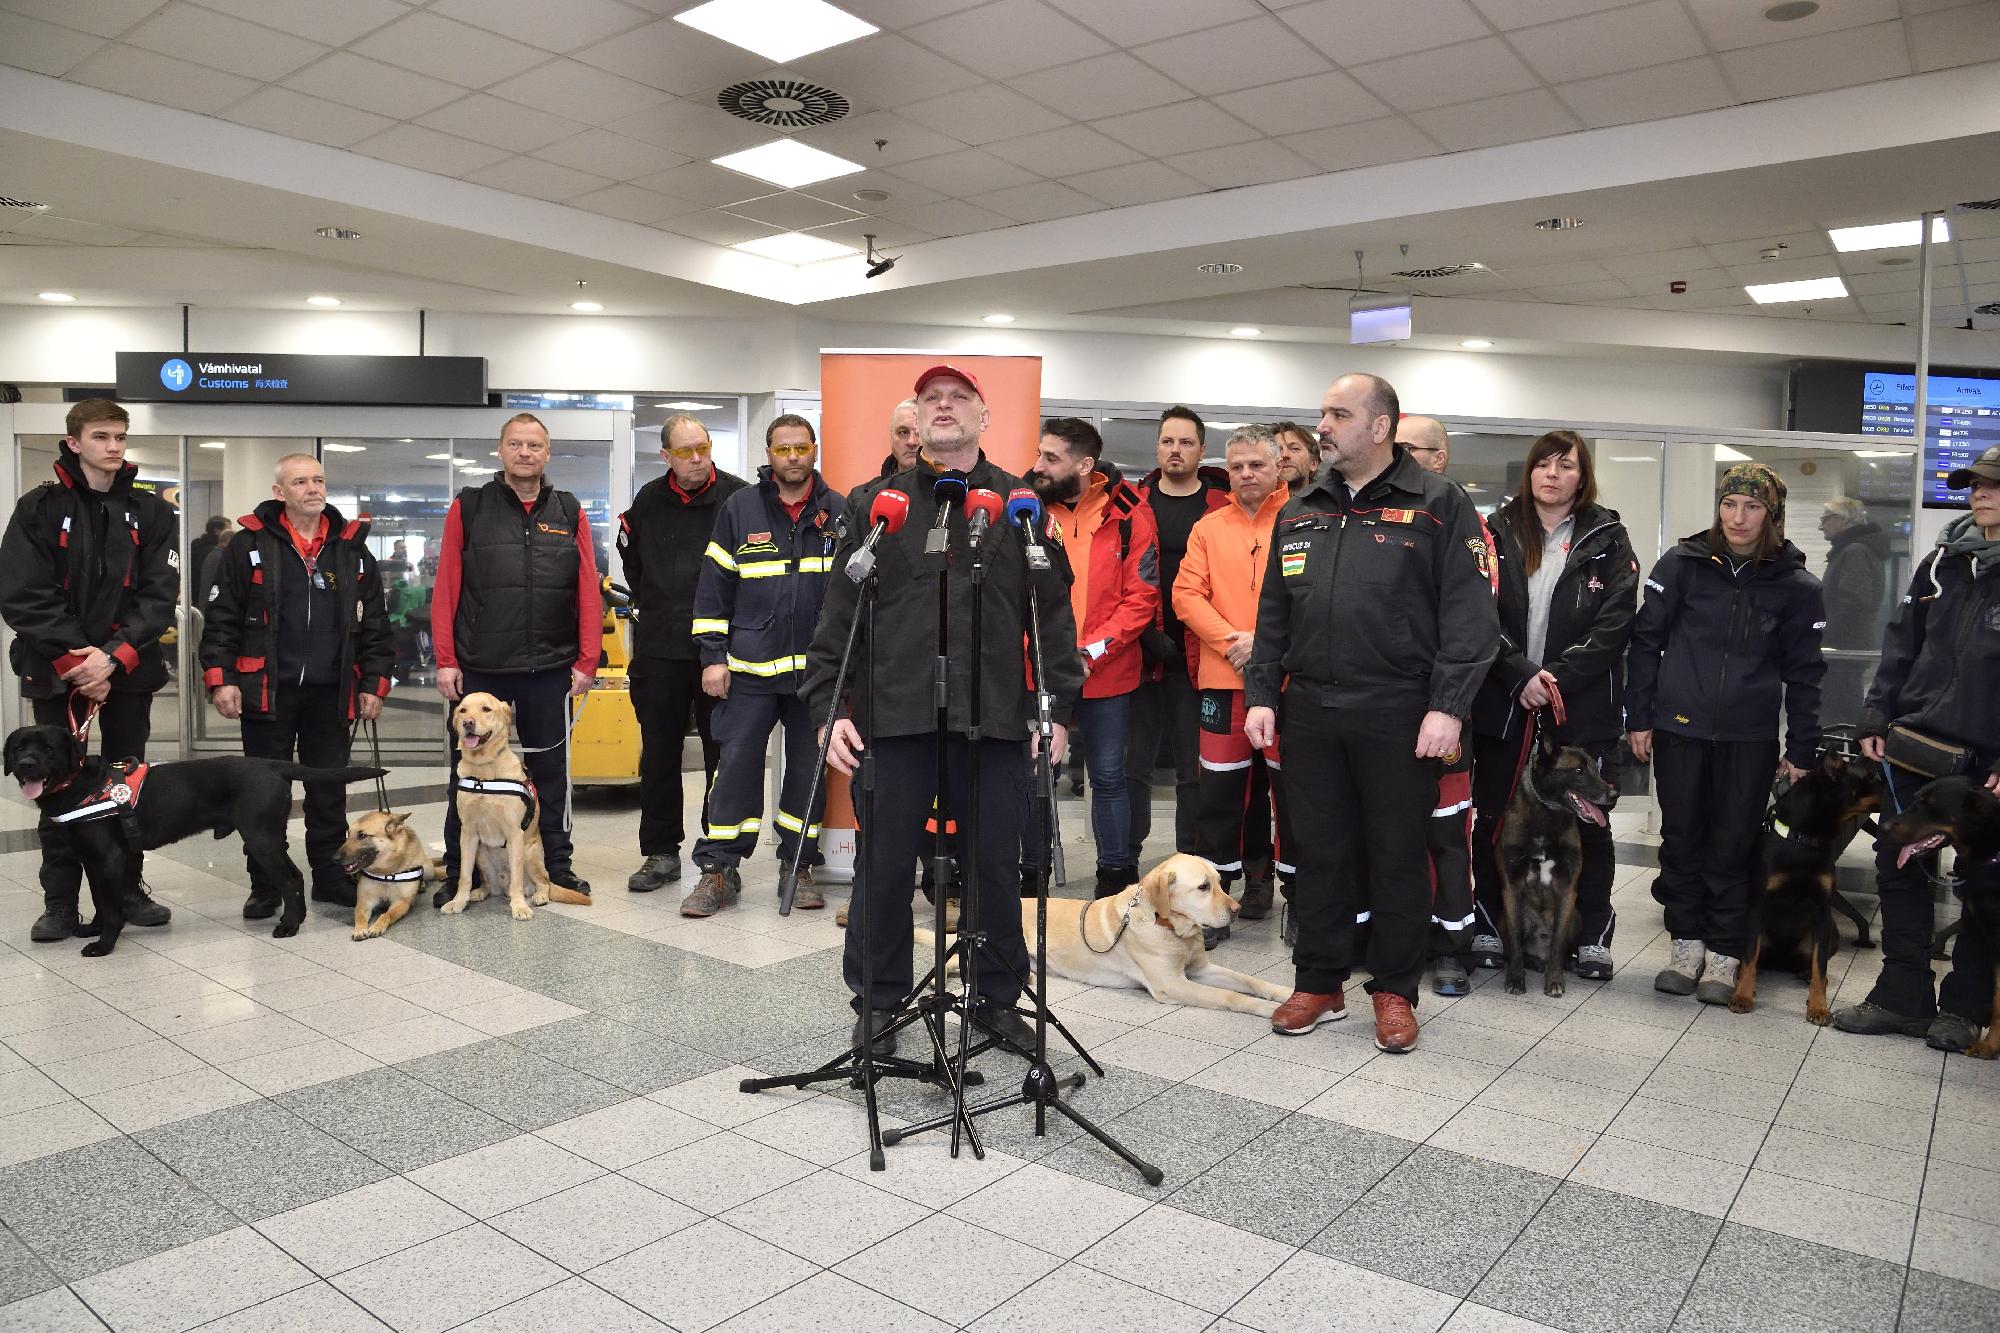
top-left (621, 414), bottom-right (749, 896)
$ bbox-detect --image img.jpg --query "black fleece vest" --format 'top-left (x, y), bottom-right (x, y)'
top-left (453, 480), bottom-right (581, 674)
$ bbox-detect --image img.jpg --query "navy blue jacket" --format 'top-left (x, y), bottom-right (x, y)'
top-left (1860, 543), bottom-right (2000, 774)
top-left (692, 468), bottom-right (843, 692)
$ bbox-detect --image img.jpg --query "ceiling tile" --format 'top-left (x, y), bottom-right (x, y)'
top-left (1407, 88), bottom-right (1583, 151)
top-left (1467, 0), bottom-right (1640, 27)
top-left (1279, 116), bottom-right (1440, 171)
top-left (887, 148), bottom-right (1040, 196)
top-left (796, 167), bottom-right (945, 211)
top-left (1911, 0), bottom-right (2000, 70)
top-left (0, 10), bottom-right (102, 76)
top-left (572, 19), bottom-right (771, 95)
top-left (896, 83), bottom-right (1069, 145)
top-left (283, 53), bottom-right (465, 120)
top-left (881, 198), bottom-right (1014, 237)
top-left (429, 0), bottom-right (651, 52)
top-left (965, 179), bottom-right (1100, 222)
top-left (463, 155), bottom-right (613, 202)
top-left (801, 216), bottom-right (936, 251)
top-left (219, 86), bottom-right (395, 148)
top-left (1699, 231), bottom-right (1830, 262)
top-left (787, 34), bottom-right (975, 108)
top-left (419, 95), bottom-right (588, 154)
top-left (1350, 38), bottom-right (1542, 113)
top-left (1062, 159), bottom-right (1205, 206)
top-left (1724, 256), bottom-right (1852, 284)
top-left (352, 123), bottom-right (515, 176)
top-left (1684, 0), bottom-right (1898, 50)
top-left (1133, 17), bottom-right (1332, 96)
top-left (605, 99), bottom-right (773, 157)
top-left (489, 60), bottom-right (670, 125)
top-left (124, 3), bottom-right (328, 82)
top-left (1529, 279), bottom-right (1635, 302)
top-left (1043, 0), bottom-right (1263, 44)
top-left (1841, 268), bottom-right (1927, 296)
top-left (906, 0), bottom-right (1113, 78)
top-left (351, 10), bottom-right (548, 88)
top-left (1491, 259), bottom-right (1616, 286)
top-left (724, 191), bottom-right (866, 230)
top-left (630, 161), bottom-right (770, 207)
top-left (1597, 247), bottom-right (1719, 278)
top-left (790, 111), bottom-right (968, 168)
top-left (568, 182), bottom-right (698, 224)
top-left (7, 214), bottom-right (145, 245)
top-left (533, 129), bottom-right (689, 179)
top-left (1554, 56), bottom-right (1737, 128)
top-left (836, 0), bottom-right (988, 26)
top-left (1282, 0), bottom-right (1492, 66)
top-left (1717, 21), bottom-right (1910, 98)
top-left (66, 44), bottom-right (258, 114)
top-left (984, 124), bottom-right (1141, 175)
top-left (0, 0), bottom-right (166, 39)
top-left (1006, 52), bottom-right (1191, 120)
top-left (189, 0), bottom-right (407, 46)
top-left (1506, 0), bottom-right (1707, 82)
top-left (1212, 71), bottom-right (1390, 137)
top-left (660, 209), bottom-right (781, 246)
top-left (1093, 100), bottom-right (1261, 156)
top-left (1162, 139), bottom-right (1318, 190)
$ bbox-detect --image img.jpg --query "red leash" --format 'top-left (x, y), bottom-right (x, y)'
top-left (67, 694), bottom-right (102, 751)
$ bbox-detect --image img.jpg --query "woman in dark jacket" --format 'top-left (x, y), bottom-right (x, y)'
top-left (1469, 432), bottom-right (1638, 981)
top-left (1626, 462), bottom-right (1825, 1006)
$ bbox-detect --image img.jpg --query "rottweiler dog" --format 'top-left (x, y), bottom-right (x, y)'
top-left (1730, 751), bottom-right (1884, 1024)
top-left (1880, 775), bottom-right (2000, 1058)
top-left (4, 724), bottom-right (385, 955)
top-left (1498, 732), bottom-right (1616, 998)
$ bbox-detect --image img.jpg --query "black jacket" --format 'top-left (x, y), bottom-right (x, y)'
top-left (1471, 501), bottom-right (1640, 744)
top-left (1822, 521), bottom-right (1890, 650)
top-left (802, 453), bottom-right (1084, 741)
top-left (1245, 447), bottom-right (1500, 719)
top-left (1859, 543), bottom-right (2000, 775)
top-left (691, 468), bottom-right (845, 692)
top-left (199, 501), bottom-right (394, 718)
top-left (1, 443), bottom-right (179, 698)
top-left (1625, 533), bottom-right (1826, 764)
top-left (618, 467), bottom-right (748, 670)
top-left (452, 478), bottom-right (584, 675)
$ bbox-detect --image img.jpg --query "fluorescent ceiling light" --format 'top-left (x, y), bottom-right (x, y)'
top-left (426, 453), bottom-right (453, 461)
top-left (199, 441), bottom-right (227, 449)
top-left (1230, 327), bottom-right (1261, 338)
top-left (983, 313), bottom-right (1015, 324)
top-left (674, 0), bottom-right (876, 63)
top-left (322, 443), bottom-right (367, 452)
top-left (38, 291), bottom-right (75, 302)
top-left (712, 138), bottom-right (863, 190)
top-left (662, 401), bottom-right (724, 411)
top-left (1744, 276), bottom-right (1847, 304)
top-left (570, 301), bottom-right (603, 312)
top-left (1459, 338), bottom-right (1493, 349)
top-left (1828, 218), bottom-right (1949, 253)
top-left (1855, 449), bottom-right (1912, 458)
top-left (1608, 456), bottom-right (1659, 463)
top-left (1713, 445), bottom-right (1752, 462)
top-left (733, 231), bottom-right (858, 264)
top-left (306, 295), bottom-right (341, 307)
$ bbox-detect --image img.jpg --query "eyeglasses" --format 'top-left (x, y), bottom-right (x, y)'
top-left (665, 443), bottom-right (712, 460)
top-left (767, 443), bottom-right (815, 459)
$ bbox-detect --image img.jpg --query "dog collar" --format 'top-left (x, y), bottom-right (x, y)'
top-left (1518, 757), bottom-right (1571, 814)
top-left (358, 865), bottom-right (426, 883)
top-left (1767, 817), bottom-right (1827, 851)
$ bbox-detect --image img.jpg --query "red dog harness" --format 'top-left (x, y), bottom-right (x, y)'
top-left (51, 760), bottom-right (150, 825)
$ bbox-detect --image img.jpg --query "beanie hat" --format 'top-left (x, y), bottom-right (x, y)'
top-left (1718, 461), bottom-right (1785, 533)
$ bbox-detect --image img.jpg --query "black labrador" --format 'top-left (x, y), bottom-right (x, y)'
top-left (4, 724), bottom-right (385, 955)
top-left (1498, 731), bottom-right (1616, 998)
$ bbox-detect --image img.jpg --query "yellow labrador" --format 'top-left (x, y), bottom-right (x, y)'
top-left (443, 692), bottom-right (585, 921)
top-left (338, 810), bottom-right (441, 941)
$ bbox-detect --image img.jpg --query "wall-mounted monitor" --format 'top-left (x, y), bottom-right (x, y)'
top-left (1860, 370), bottom-right (1999, 510)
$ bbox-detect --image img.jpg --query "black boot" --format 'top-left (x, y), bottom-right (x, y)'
top-left (29, 888), bottom-right (82, 943)
top-left (1093, 867), bottom-right (1124, 901)
top-left (122, 886), bottom-right (171, 928)
top-left (311, 874), bottom-right (356, 908)
top-left (1238, 875), bottom-right (1273, 921)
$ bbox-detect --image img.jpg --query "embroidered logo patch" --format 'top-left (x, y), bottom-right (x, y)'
top-left (536, 522), bottom-right (570, 537)
top-left (1380, 509), bottom-right (1414, 524)
top-left (1466, 536), bottom-right (1493, 580)
top-left (1281, 550), bottom-right (1307, 578)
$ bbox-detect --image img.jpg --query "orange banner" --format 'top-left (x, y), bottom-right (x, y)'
top-left (818, 351), bottom-right (1043, 496)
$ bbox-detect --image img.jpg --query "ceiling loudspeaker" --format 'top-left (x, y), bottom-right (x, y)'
top-left (717, 79), bottom-right (850, 128)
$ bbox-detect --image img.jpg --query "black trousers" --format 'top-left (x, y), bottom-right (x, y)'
top-left (1651, 730), bottom-right (1778, 961)
top-left (1285, 696), bottom-right (1438, 1003)
top-left (690, 688), bottom-right (823, 871)
top-left (844, 734), bottom-right (1029, 1013)
top-left (1864, 763), bottom-right (2000, 1023)
top-left (32, 691), bottom-right (152, 907)
top-left (1469, 728), bottom-right (1617, 953)
top-left (443, 666), bottom-right (577, 878)
top-left (1125, 670), bottom-right (1200, 865)
top-left (241, 683), bottom-right (350, 894)
top-left (631, 660), bottom-right (718, 857)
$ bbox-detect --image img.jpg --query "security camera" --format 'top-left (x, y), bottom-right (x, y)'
top-left (864, 233), bottom-right (899, 279)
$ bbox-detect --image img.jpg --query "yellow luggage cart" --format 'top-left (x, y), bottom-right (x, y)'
top-left (569, 579), bottom-right (640, 786)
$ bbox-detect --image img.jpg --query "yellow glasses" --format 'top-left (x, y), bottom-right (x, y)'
top-left (768, 443), bottom-right (815, 459)
top-left (665, 443), bottom-right (712, 460)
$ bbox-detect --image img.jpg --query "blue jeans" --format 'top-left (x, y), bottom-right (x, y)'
top-left (1075, 692), bottom-right (1133, 872)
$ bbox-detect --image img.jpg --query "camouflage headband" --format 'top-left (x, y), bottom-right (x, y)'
top-left (1718, 461), bottom-right (1785, 528)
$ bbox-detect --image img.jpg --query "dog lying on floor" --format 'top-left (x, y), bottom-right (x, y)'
top-left (339, 810), bottom-right (443, 940)
top-left (1881, 775), bottom-right (2000, 1058)
top-left (917, 853), bottom-right (1292, 1016)
top-left (442, 692), bottom-right (587, 921)
top-left (1497, 730), bottom-right (1616, 998)
top-left (3, 723), bottom-right (385, 954)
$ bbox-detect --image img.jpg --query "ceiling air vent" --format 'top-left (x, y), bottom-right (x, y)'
top-left (1955, 198), bottom-right (2000, 210)
top-left (1976, 302), bottom-right (2000, 316)
top-left (717, 79), bottom-right (850, 128)
top-left (0, 197), bottom-right (50, 212)
top-left (1391, 263), bottom-right (1486, 279)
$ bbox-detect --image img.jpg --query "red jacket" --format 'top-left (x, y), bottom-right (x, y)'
top-left (1047, 464), bottom-right (1159, 699)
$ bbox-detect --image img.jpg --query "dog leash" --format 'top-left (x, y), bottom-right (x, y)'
top-left (1079, 895), bottom-right (1138, 955)
top-left (349, 714), bottom-right (391, 811)
top-left (67, 694), bottom-right (102, 750)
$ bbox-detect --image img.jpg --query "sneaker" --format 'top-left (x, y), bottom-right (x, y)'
top-left (1238, 875), bottom-right (1273, 921)
top-left (29, 905), bottom-right (81, 943)
top-left (1694, 952), bottom-right (1739, 1006)
top-left (1573, 944), bottom-right (1614, 980)
top-left (1432, 956), bottom-right (1471, 997)
top-left (680, 870), bottom-right (737, 918)
top-left (851, 1009), bottom-right (899, 1058)
top-left (548, 868), bottom-right (591, 897)
top-left (1271, 990), bottom-right (1346, 1034)
top-left (1470, 934), bottom-right (1505, 970)
top-left (1372, 992), bottom-right (1420, 1053)
top-left (788, 867), bottom-right (825, 910)
top-left (628, 853), bottom-right (680, 893)
top-left (1654, 938), bottom-right (1706, 995)
top-left (1832, 1000), bottom-right (1931, 1037)
top-left (1927, 1012), bottom-right (1980, 1053)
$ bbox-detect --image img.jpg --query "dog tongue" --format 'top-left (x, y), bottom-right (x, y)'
top-left (1571, 796), bottom-right (1608, 827)
top-left (18, 778), bottom-right (43, 800)
top-left (1896, 836), bottom-right (1942, 869)
top-left (460, 734), bottom-right (480, 749)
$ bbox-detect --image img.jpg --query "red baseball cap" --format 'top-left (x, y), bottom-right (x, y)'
top-left (913, 363), bottom-right (984, 400)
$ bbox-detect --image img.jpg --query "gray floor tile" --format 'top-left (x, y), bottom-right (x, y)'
top-left (135, 1100), bottom-right (388, 1222)
top-left (1230, 1250), bottom-right (1460, 1333)
top-left (1168, 1113), bottom-right (1412, 1245)
top-left (590, 1217), bottom-right (819, 1332)
top-left (253, 1176), bottom-right (475, 1279)
top-left (0, 1136), bottom-right (237, 1281)
top-left (188, 1281), bottom-right (387, 1332)
top-left (0, 1225), bottom-right (56, 1306)
top-left (331, 1222), bottom-right (567, 1333)
top-left (0, 1286), bottom-right (107, 1333)
top-left (714, 1270), bottom-right (947, 1333)
top-left (504, 1014), bottom-right (726, 1094)
top-left (489, 1173), bottom-right (702, 1271)
top-left (393, 1038), bottom-right (627, 1131)
top-left (405, 1133), bottom-right (603, 1219)
top-left (1098, 1082), bottom-right (1285, 1154)
top-left (71, 1225), bottom-right (315, 1333)
top-left (1672, 1222), bottom-right (1903, 1332)
top-left (622, 1129), bottom-right (819, 1215)
top-left (1076, 1204), bottom-right (1292, 1316)
top-left (1472, 1182), bottom-right (1722, 1333)
top-left (1037, 1111), bottom-right (1230, 1199)
top-left (836, 1212), bottom-right (1062, 1327)
top-left (276, 1066), bottom-right (515, 1173)
top-left (454, 1276), bottom-right (672, 1332)
top-left (966, 1262), bottom-right (1209, 1333)
top-left (1898, 1268), bottom-right (2000, 1333)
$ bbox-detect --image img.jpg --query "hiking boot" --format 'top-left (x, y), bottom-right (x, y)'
top-left (788, 867), bottom-right (825, 910)
top-left (1372, 992), bottom-right (1419, 1053)
top-left (1271, 990), bottom-right (1346, 1034)
top-left (549, 868), bottom-right (591, 897)
top-left (123, 890), bottom-right (171, 928)
top-left (310, 877), bottom-right (356, 908)
top-left (1238, 875), bottom-right (1273, 921)
top-left (1832, 1000), bottom-right (1931, 1037)
top-left (1926, 1013), bottom-right (1980, 1053)
top-left (628, 853), bottom-right (679, 893)
top-left (1470, 934), bottom-right (1505, 969)
top-left (1694, 952), bottom-right (1740, 1006)
top-left (1432, 956), bottom-right (1471, 997)
top-left (852, 1009), bottom-right (899, 1058)
top-left (1654, 938), bottom-right (1705, 995)
top-left (680, 869), bottom-right (737, 918)
top-left (242, 892), bottom-right (280, 921)
top-left (1573, 944), bottom-right (1614, 980)
top-left (29, 900), bottom-right (81, 943)
top-left (1202, 924), bottom-right (1230, 951)
top-left (1092, 867), bottom-right (1124, 900)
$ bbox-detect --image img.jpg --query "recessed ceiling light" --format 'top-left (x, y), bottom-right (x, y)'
top-left (306, 295), bottom-right (341, 307)
top-left (1828, 218), bottom-right (1950, 252)
top-left (1533, 217), bottom-right (1583, 231)
top-left (983, 313), bottom-right (1015, 324)
top-left (733, 231), bottom-right (859, 264)
top-left (674, 0), bottom-right (876, 63)
top-left (662, 401), bottom-right (725, 411)
top-left (37, 291), bottom-right (75, 302)
top-left (1229, 326), bottom-right (1260, 338)
top-left (1460, 338), bottom-right (1493, 349)
top-left (1744, 276), bottom-right (1848, 304)
top-left (314, 226), bottom-right (361, 240)
top-left (321, 443), bottom-right (367, 453)
top-left (570, 301), bottom-right (603, 312)
top-left (1609, 456), bottom-right (1660, 464)
top-left (199, 441), bottom-right (227, 449)
top-left (713, 139), bottom-right (864, 190)
top-left (426, 453), bottom-right (453, 461)
top-left (1763, 1), bottom-right (1819, 20)
top-left (853, 188), bottom-right (890, 204)
top-left (1197, 261), bottom-right (1244, 276)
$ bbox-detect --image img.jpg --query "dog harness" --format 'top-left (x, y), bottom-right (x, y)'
top-left (50, 761), bottom-right (150, 826)
top-left (454, 774), bottom-right (537, 831)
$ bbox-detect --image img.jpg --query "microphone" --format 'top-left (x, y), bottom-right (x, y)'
top-left (844, 488), bottom-right (909, 583)
top-left (926, 470), bottom-right (967, 558)
top-left (963, 488), bottom-right (1003, 544)
top-left (1006, 488), bottom-right (1051, 571)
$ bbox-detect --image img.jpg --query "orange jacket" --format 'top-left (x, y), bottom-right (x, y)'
top-left (1048, 465), bottom-right (1159, 699)
top-left (1172, 484), bottom-right (1291, 690)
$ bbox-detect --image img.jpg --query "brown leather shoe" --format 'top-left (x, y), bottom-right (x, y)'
top-left (790, 867), bottom-right (825, 910)
top-left (680, 870), bottom-right (736, 918)
top-left (1271, 990), bottom-right (1346, 1035)
top-left (1372, 991), bottom-right (1419, 1054)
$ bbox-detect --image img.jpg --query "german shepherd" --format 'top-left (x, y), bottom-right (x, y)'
top-left (339, 810), bottom-right (443, 941)
top-left (1499, 732), bottom-right (1615, 998)
top-left (1879, 775), bottom-right (2000, 1058)
top-left (1729, 751), bottom-right (1884, 1024)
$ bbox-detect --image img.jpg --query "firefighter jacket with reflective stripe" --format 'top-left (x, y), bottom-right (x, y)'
top-left (691, 468), bottom-right (844, 691)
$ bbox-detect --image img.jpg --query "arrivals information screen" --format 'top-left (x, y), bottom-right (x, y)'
top-left (1860, 371), bottom-right (2000, 509)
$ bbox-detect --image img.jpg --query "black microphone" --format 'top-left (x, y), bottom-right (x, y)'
top-left (926, 470), bottom-right (967, 560)
top-left (845, 489), bottom-right (909, 583)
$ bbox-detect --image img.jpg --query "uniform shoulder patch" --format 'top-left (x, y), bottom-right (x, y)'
top-left (1466, 536), bottom-right (1493, 580)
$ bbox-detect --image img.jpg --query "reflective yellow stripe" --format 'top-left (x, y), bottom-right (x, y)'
top-left (704, 541), bottom-right (738, 571)
top-left (737, 560), bottom-right (789, 578)
top-left (691, 618), bottom-right (729, 636)
top-left (796, 557), bottom-right (832, 573)
top-left (774, 809), bottom-right (822, 837)
top-left (704, 816), bottom-right (762, 839)
top-left (726, 653), bottom-right (807, 677)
